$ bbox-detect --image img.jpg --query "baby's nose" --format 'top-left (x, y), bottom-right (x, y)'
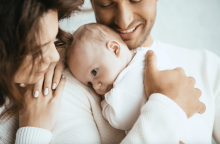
top-left (93, 82), bottom-right (102, 90)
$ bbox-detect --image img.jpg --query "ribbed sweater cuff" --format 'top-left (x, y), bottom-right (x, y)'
top-left (148, 93), bottom-right (187, 124)
top-left (15, 127), bottom-right (52, 144)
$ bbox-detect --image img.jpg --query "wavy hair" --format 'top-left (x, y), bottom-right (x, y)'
top-left (0, 0), bottom-right (83, 120)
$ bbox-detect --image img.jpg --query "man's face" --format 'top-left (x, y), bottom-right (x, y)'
top-left (91, 0), bottom-right (157, 49)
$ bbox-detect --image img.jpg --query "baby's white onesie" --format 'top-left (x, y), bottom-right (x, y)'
top-left (101, 44), bottom-right (171, 133)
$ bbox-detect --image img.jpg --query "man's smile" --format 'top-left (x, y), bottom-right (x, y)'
top-left (115, 24), bottom-right (142, 40)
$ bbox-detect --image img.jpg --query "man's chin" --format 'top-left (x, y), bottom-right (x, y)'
top-left (125, 39), bottom-right (142, 50)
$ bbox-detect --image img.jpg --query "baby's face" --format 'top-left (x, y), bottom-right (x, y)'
top-left (68, 41), bottom-right (126, 95)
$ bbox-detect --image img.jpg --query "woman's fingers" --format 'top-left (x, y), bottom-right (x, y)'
top-left (33, 77), bottom-right (44, 98)
top-left (53, 74), bottom-right (66, 102)
top-left (43, 62), bottom-right (57, 96)
top-left (52, 60), bottom-right (66, 90)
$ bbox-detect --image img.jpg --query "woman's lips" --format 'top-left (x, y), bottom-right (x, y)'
top-left (116, 24), bottom-right (141, 40)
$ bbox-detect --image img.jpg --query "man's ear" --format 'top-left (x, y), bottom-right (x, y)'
top-left (106, 40), bottom-right (120, 57)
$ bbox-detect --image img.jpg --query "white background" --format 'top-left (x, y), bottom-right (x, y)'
top-left (59, 1), bottom-right (219, 143)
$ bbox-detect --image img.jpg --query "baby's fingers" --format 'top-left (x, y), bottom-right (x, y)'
top-left (33, 77), bottom-right (44, 98)
top-left (52, 60), bottom-right (66, 90)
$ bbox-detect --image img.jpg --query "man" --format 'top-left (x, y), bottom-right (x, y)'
top-left (90, 0), bottom-right (220, 143)
top-left (0, 0), bottom-right (219, 143)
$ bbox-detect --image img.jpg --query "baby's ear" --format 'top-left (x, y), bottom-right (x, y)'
top-left (106, 40), bottom-right (120, 57)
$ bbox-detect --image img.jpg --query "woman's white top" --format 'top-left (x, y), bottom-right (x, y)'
top-left (0, 40), bottom-right (219, 144)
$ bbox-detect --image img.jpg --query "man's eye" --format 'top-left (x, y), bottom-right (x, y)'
top-left (100, 3), bottom-right (114, 8)
top-left (91, 69), bottom-right (97, 76)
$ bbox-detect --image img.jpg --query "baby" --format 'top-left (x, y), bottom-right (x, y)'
top-left (66, 23), bottom-right (170, 133)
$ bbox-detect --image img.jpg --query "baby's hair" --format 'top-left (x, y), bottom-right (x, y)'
top-left (66, 23), bottom-right (124, 62)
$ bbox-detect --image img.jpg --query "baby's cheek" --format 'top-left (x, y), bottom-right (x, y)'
top-left (96, 90), bottom-right (107, 96)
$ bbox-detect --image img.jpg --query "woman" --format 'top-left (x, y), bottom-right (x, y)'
top-left (0, 0), bottom-right (82, 142)
top-left (0, 0), bottom-right (204, 143)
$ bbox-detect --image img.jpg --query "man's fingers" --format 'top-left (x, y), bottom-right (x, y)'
top-left (174, 67), bottom-right (185, 75)
top-left (52, 61), bottom-right (65, 90)
top-left (33, 77), bottom-right (44, 98)
top-left (188, 76), bottom-right (196, 86)
top-left (198, 102), bottom-right (206, 114)
top-left (44, 63), bottom-right (56, 96)
top-left (195, 88), bottom-right (202, 98)
top-left (145, 50), bottom-right (159, 73)
top-left (53, 74), bottom-right (66, 102)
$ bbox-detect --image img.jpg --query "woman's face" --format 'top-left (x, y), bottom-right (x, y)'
top-left (14, 10), bottom-right (60, 84)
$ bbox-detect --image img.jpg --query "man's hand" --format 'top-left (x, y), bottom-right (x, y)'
top-left (144, 50), bottom-right (206, 118)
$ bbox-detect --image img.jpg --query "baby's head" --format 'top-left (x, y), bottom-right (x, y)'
top-left (66, 23), bottom-right (132, 95)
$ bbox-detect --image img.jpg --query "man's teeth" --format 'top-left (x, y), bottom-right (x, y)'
top-left (119, 27), bottom-right (136, 34)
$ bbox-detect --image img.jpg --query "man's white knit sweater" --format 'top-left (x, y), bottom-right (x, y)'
top-left (0, 40), bottom-right (219, 144)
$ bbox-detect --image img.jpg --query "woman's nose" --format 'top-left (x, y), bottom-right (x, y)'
top-left (43, 43), bottom-right (60, 64)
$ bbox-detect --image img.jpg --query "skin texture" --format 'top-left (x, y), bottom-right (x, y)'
top-left (91, 0), bottom-right (156, 49)
top-left (68, 39), bottom-right (134, 95)
top-left (14, 10), bottom-right (65, 97)
top-left (144, 50), bottom-right (206, 118)
top-left (14, 10), bottom-right (60, 85)
top-left (17, 10), bottom-right (66, 130)
top-left (19, 76), bottom-right (66, 131)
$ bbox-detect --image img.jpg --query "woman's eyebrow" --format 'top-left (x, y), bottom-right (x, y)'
top-left (41, 41), bottom-right (50, 47)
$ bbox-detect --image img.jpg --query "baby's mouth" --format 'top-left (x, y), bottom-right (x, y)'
top-left (106, 85), bottom-right (113, 92)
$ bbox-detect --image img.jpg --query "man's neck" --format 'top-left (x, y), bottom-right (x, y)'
top-left (140, 34), bottom-right (154, 47)
top-left (126, 49), bottom-right (136, 67)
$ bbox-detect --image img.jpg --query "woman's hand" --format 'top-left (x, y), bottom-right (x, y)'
top-left (33, 48), bottom-right (66, 97)
top-left (144, 50), bottom-right (206, 118)
top-left (19, 75), bottom-right (66, 131)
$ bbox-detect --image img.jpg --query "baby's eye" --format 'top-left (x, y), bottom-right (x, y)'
top-left (91, 69), bottom-right (97, 76)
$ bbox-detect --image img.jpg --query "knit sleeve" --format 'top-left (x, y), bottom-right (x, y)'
top-left (121, 93), bottom-right (187, 144)
top-left (15, 127), bottom-right (52, 144)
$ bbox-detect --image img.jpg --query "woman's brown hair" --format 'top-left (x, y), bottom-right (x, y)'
top-left (0, 0), bottom-right (84, 120)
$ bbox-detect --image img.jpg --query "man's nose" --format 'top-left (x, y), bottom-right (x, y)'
top-left (115, 3), bottom-right (133, 29)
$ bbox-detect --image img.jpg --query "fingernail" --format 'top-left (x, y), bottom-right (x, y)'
top-left (44, 88), bottom-right (49, 96)
top-left (34, 91), bottom-right (39, 98)
top-left (62, 74), bottom-right (66, 78)
top-left (52, 83), bottom-right (57, 89)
